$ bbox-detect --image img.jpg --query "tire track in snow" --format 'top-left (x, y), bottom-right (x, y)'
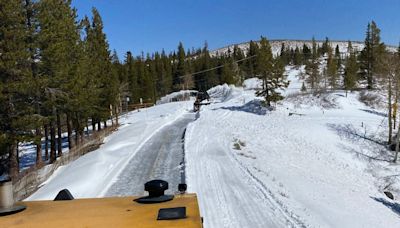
top-left (220, 111), bottom-right (307, 227)
top-left (227, 148), bottom-right (307, 227)
top-left (213, 107), bottom-right (307, 227)
top-left (105, 113), bottom-right (195, 196)
top-left (187, 109), bottom-right (291, 227)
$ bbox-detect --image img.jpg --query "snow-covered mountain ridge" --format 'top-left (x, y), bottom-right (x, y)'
top-left (210, 39), bottom-right (397, 56)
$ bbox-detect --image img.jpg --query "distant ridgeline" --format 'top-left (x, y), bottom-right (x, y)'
top-left (210, 39), bottom-right (398, 57)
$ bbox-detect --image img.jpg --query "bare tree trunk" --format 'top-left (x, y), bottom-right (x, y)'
top-left (80, 128), bottom-right (84, 143)
top-left (50, 118), bottom-right (56, 163)
top-left (394, 80), bottom-right (399, 130)
top-left (74, 127), bottom-right (79, 146)
top-left (395, 76), bottom-right (400, 162)
top-left (91, 117), bottom-right (96, 132)
top-left (97, 121), bottom-right (101, 132)
top-left (44, 124), bottom-right (49, 161)
top-left (56, 111), bottom-right (62, 157)
top-left (394, 121), bottom-right (400, 163)
top-left (35, 127), bottom-right (42, 165)
top-left (74, 112), bottom-right (79, 146)
top-left (66, 113), bottom-right (73, 150)
top-left (86, 121), bottom-right (89, 136)
top-left (103, 120), bottom-right (107, 128)
top-left (110, 104), bottom-right (114, 126)
top-left (115, 105), bottom-right (119, 126)
top-left (9, 143), bottom-right (19, 179)
top-left (388, 77), bottom-right (393, 144)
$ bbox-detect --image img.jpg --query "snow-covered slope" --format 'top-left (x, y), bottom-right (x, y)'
top-left (185, 68), bottom-right (400, 227)
top-left (210, 39), bottom-right (397, 57)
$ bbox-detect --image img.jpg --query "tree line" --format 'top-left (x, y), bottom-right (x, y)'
top-left (0, 0), bottom-right (279, 178)
top-left (277, 21), bottom-right (400, 161)
top-left (1, 1), bottom-right (399, 179)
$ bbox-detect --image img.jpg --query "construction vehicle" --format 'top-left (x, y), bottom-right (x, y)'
top-left (193, 91), bottom-right (211, 112)
top-left (0, 179), bottom-right (202, 228)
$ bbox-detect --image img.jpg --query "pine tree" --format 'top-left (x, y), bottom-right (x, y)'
top-left (305, 37), bottom-right (320, 90)
top-left (246, 40), bottom-right (259, 78)
top-left (321, 37), bottom-right (330, 55)
top-left (72, 16), bottom-right (98, 142)
top-left (327, 49), bottom-right (338, 89)
top-left (161, 49), bottom-right (173, 94)
top-left (196, 42), bottom-right (218, 90)
top-left (311, 37), bottom-right (318, 59)
top-left (125, 51), bottom-right (139, 103)
top-left (293, 47), bottom-right (302, 66)
top-left (220, 57), bottom-right (237, 85)
top-left (335, 44), bottom-right (341, 70)
top-left (344, 42), bottom-right (358, 96)
top-left (305, 60), bottom-right (320, 90)
top-left (301, 81), bottom-right (307, 92)
top-left (302, 44), bottom-right (311, 63)
top-left (280, 43), bottom-right (290, 65)
top-left (145, 54), bottom-right (156, 102)
top-left (394, 44), bottom-right (400, 162)
top-left (25, 0), bottom-right (44, 165)
top-left (359, 21), bottom-right (386, 89)
top-left (256, 37), bottom-right (289, 106)
top-left (377, 52), bottom-right (397, 145)
top-left (79, 8), bottom-right (116, 130)
top-left (233, 45), bottom-right (246, 83)
top-left (174, 42), bottom-right (187, 90)
top-left (0, 0), bottom-right (36, 177)
top-left (37, 0), bottom-right (82, 160)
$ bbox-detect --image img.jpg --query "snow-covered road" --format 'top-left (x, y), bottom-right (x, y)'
top-left (106, 113), bottom-right (195, 196)
top-left (186, 110), bottom-right (304, 228)
top-left (27, 101), bottom-right (192, 200)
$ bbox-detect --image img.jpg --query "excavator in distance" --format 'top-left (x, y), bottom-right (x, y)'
top-left (193, 91), bottom-right (211, 112)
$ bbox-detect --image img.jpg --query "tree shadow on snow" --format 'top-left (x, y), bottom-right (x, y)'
top-left (327, 123), bottom-right (393, 162)
top-left (372, 197), bottom-right (400, 216)
top-left (19, 135), bottom-right (70, 170)
top-left (327, 123), bottom-right (386, 146)
top-left (359, 109), bottom-right (387, 117)
top-left (213, 100), bottom-right (270, 115)
top-left (337, 144), bottom-right (392, 162)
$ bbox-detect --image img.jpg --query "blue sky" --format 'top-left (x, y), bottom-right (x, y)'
top-left (72, 0), bottom-right (400, 57)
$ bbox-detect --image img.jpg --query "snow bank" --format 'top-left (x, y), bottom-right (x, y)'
top-left (157, 90), bottom-right (197, 104)
top-left (242, 78), bottom-right (262, 90)
top-left (27, 101), bottom-right (192, 200)
top-left (207, 83), bottom-right (241, 102)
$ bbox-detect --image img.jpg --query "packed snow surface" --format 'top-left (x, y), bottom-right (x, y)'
top-left (105, 114), bottom-right (195, 197)
top-left (27, 101), bottom-right (193, 200)
top-left (27, 66), bottom-right (400, 228)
